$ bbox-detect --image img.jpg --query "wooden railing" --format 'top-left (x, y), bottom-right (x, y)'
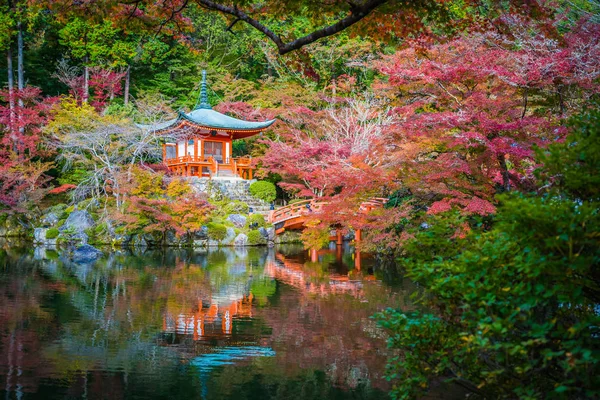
top-left (268, 197), bottom-right (388, 226)
top-left (164, 155), bottom-right (254, 178)
top-left (267, 199), bottom-right (328, 224)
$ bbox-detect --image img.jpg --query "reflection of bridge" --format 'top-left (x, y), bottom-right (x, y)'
top-left (267, 198), bottom-right (387, 236)
top-left (265, 253), bottom-right (367, 299)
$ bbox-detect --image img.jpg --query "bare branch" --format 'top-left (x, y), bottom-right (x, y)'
top-left (195, 0), bottom-right (388, 55)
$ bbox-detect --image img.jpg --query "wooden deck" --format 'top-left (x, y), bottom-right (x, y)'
top-left (165, 156), bottom-right (254, 179)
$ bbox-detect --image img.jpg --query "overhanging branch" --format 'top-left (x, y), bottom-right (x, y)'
top-left (196, 0), bottom-right (389, 55)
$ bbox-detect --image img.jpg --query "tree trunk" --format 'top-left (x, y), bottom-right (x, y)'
top-left (124, 65), bottom-right (130, 106)
top-left (83, 58), bottom-right (89, 104)
top-left (17, 21), bottom-right (24, 135)
top-left (7, 46), bottom-right (17, 153)
top-left (17, 22), bottom-right (24, 97)
top-left (497, 154), bottom-right (511, 192)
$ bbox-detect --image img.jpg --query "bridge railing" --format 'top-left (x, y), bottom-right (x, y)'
top-left (268, 199), bottom-right (327, 224)
top-left (268, 197), bottom-right (388, 225)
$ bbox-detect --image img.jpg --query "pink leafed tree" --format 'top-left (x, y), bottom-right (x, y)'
top-left (0, 87), bottom-right (58, 208)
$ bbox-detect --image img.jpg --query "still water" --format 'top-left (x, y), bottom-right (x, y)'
top-left (0, 242), bottom-right (418, 400)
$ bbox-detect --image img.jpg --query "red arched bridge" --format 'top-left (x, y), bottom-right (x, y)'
top-left (267, 197), bottom-right (388, 238)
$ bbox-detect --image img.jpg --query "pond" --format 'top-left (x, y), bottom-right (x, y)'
top-left (0, 241), bottom-right (420, 400)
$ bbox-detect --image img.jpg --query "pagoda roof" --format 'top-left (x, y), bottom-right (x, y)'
top-left (138, 70), bottom-right (275, 136)
top-left (179, 108), bottom-right (275, 131)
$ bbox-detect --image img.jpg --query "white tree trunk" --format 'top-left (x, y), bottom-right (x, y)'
top-left (17, 22), bottom-right (24, 135)
top-left (83, 60), bottom-right (89, 103)
top-left (124, 65), bottom-right (130, 106)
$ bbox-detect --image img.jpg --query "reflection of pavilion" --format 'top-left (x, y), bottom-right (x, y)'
top-left (163, 294), bottom-right (254, 339)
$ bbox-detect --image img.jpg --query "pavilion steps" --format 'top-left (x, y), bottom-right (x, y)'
top-left (187, 177), bottom-right (272, 216)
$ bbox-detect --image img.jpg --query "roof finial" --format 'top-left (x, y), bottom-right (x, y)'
top-left (197, 70), bottom-right (211, 110)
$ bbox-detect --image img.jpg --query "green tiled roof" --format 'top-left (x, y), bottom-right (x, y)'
top-left (138, 70), bottom-right (275, 132)
top-left (178, 109), bottom-right (275, 130)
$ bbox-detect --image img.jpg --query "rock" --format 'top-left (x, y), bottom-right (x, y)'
top-left (221, 227), bottom-right (237, 245)
top-left (165, 230), bottom-right (179, 246)
top-left (194, 226), bottom-right (209, 239)
top-left (227, 214), bottom-right (247, 228)
top-left (59, 210), bottom-right (94, 244)
top-left (266, 227), bottom-right (276, 241)
top-left (72, 244), bottom-right (103, 263)
top-left (60, 210), bottom-right (95, 233)
top-left (42, 212), bottom-right (59, 227)
top-left (129, 235), bottom-right (148, 249)
top-left (33, 227), bottom-right (47, 244)
top-left (234, 233), bottom-right (248, 246)
top-left (259, 227), bottom-right (269, 239)
top-left (33, 227), bottom-right (58, 246)
top-left (193, 239), bottom-right (207, 248)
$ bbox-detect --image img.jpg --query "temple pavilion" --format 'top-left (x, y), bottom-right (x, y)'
top-left (149, 71), bottom-right (275, 179)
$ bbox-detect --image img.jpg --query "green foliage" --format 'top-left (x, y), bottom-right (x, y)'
top-left (247, 229), bottom-right (264, 245)
top-left (223, 200), bottom-right (249, 215)
top-left (537, 105), bottom-right (600, 200)
top-left (376, 109), bottom-right (600, 399)
top-left (207, 223), bottom-right (227, 242)
top-left (245, 213), bottom-right (266, 229)
top-left (45, 228), bottom-right (60, 239)
top-left (249, 181), bottom-right (276, 203)
top-left (57, 168), bottom-right (90, 186)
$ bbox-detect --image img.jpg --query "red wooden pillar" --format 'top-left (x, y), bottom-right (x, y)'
top-left (355, 251), bottom-right (362, 271)
top-left (355, 229), bottom-right (362, 243)
top-left (336, 229), bottom-right (343, 246)
top-left (310, 249), bottom-right (318, 263)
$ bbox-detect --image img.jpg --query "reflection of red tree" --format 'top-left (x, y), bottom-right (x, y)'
top-left (0, 269), bottom-right (60, 396)
top-left (259, 253), bottom-right (415, 391)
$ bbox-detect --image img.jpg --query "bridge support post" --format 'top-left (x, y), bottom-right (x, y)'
top-left (355, 229), bottom-right (362, 243)
top-left (336, 229), bottom-right (343, 246)
top-left (310, 248), bottom-right (318, 263)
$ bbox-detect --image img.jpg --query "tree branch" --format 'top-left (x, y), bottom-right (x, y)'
top-left (195, 0), bottom-right (389, 55)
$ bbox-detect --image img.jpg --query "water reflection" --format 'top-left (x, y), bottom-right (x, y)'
top-left (0, 241), bottom-right (419, 399)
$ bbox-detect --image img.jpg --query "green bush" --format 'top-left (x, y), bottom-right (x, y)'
top-left (223, 200), bottom-right (249, 215)
top-left (245, 213), bottom-right (266, 228)
top-left (47, 203), bottom-right (68, 219)
top-left (45, 227), bottom-right (60, 239)
top-left (249, 181), bottom-right (276, 203)
top-left (376, 108), bottom-right (600, 399)
top-left (247, 229), bottom-right (264, 245)
top-left (207, 223), bottom-right (227, 242)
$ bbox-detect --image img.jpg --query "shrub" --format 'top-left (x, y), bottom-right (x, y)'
top-left (45, 227), bottom-right (60, 239)
top-left (207, 223), bottom-right (227, 242)
top-left (246, 213), bottom-right (266, 229)
top-left (223, 200), bottom-right (249, 215)
top-left (247, 229), bottom-right (264, 245)
top-left (249, 181), bottom-right (276, 203)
